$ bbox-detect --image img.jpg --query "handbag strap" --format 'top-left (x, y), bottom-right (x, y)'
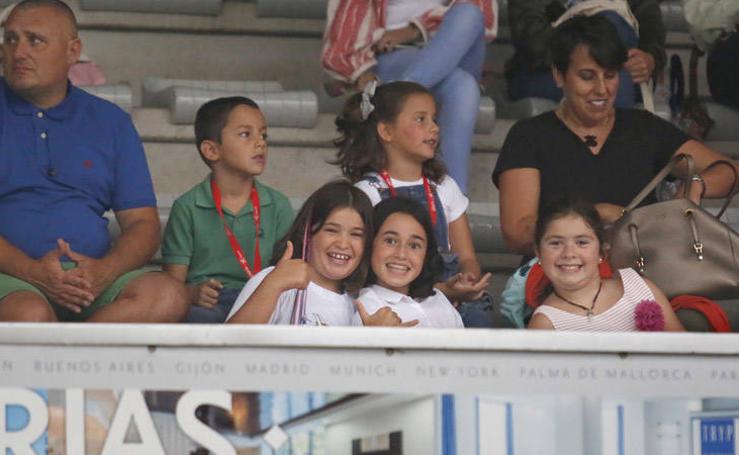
top-left (624, 153), bottom-right (694, 212)
top-left (640, 82), bottom-right (655, 113)
top-left (699, 160), bottom-right (739, 219)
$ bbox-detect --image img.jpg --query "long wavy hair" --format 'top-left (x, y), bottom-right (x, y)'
top-left (333, 81), bottom-right (446, 184)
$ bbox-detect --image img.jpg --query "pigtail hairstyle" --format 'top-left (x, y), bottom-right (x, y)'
top-left (368, 197), bottom-right (443, 299)
top-left (333, 81), bottom-right (446, 184)
top-left (271, 180), bottom-right (374, 293)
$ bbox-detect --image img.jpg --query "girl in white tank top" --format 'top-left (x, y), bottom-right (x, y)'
top-left (527, 200), bottom-right (684, 332)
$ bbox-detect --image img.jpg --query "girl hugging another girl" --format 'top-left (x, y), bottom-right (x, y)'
top-left (354, 197), bottom-right (463, 328)
top-left (226, 180), bottom-right (406, 327)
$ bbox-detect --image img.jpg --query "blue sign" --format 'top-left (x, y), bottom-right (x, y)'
top-left (700, 418), bottom-right (735, 455)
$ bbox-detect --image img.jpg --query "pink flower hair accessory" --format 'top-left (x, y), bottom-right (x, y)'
top-left (634, 299), bottom-right (665, 331)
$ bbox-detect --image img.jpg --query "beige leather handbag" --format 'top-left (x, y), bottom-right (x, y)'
top-left (609, 154), bottom-right (739, 299)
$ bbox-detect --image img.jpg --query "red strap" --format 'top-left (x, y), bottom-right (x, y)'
top-left (379, 170), bottom-right (437, 226)
top-left (525, 261), bottom-right (613, 309)
top-left (211, 179), bottom-right (261, 278)
top-left (670, 295), bottom-right (731, 332)
top-left (524, 261), bottom-right (732, 332)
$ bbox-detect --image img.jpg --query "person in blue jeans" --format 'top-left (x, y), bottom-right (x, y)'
top-left (506, 0), bottom-right (666, 108)
top-left (322, 0), bottom-right (498, 193)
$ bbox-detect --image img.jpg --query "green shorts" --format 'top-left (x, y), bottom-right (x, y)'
top-left (0, 263), bottom-right (155, 322)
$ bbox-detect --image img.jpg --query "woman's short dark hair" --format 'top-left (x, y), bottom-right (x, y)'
top-left (271, 180), bottom-right (373, 294)
top-left (534, 198), bottom-right (606, 255)
top-left (550, 15), bottom-right (628, 73)
top-left (368, 197), bottom-right (443, 299)
top-left (333, 81), bottom-right (446, 184)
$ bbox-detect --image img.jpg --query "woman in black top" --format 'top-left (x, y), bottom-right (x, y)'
top-left (493, 15), bottom-right (738, 255)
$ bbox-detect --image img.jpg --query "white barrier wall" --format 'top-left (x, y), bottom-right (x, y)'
top-left (2, 324), bottom-right (739, 454)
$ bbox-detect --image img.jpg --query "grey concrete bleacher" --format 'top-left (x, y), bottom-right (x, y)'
top-left (476, 96), bottom-right (497, 134)
top-left (168, 87), bottom-right (319, 127)
top-left (143, 77), bottom-right (284, 107)
top-left (256, 0), bottom-right (326, 19)
top-left (80, 84), bottom-right (133, 113)
top-left (79, 0), bottom-right (223, 15)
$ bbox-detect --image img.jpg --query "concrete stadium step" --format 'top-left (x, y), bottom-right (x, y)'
top-left (79, 0), bottom-right (223, 15)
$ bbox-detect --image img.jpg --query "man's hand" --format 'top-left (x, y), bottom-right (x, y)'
top-left (190, 279), bottom-right (223, 308)
top-left (374, 25), bottom-right (420, 54)
top-left (624, 48), bottom-right (655, 84)
top-left (441, 272), bottom-right (492, 303)
top-left (355, 300), bottom-right (418, 327)
top-left (26, 241), bottom-right (94, 313)
top-left (58, 239), bottom-right (116, 299)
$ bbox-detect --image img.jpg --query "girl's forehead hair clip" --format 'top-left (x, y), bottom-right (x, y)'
top-left (360, 79), bottom-right (378, 121)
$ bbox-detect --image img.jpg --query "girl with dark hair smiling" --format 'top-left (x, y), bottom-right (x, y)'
top-left (354, 197), bottom-right (462, 328)
top-left (226, 181), bottom-right (407, 327)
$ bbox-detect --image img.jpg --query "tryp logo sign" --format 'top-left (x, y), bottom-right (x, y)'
top-left (692, 415), bottom-right (739, 455)
top-left (0, 389), bottom-right (238, 455)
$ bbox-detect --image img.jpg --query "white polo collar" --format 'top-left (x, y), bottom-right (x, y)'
top-left (370, 285), bottom-right (416, 305)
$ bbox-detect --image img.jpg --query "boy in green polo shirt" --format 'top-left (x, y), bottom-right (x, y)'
top-left (162, 97), bottom-right (293, 322)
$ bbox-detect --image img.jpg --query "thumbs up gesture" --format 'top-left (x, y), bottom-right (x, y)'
top-left (355, 300), bottom-right (419, 327)
top-left (265, 241), bottom-right (312, 292)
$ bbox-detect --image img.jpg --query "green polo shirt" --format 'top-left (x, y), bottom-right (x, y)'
top-left (162, 175), bottom-right (293, 289)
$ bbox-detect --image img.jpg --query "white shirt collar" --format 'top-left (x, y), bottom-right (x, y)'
top-left (370, 284), bottom-right (416, 305)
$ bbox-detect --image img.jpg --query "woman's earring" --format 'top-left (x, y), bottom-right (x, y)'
top-left (599, 257), bottom-right (603, 263)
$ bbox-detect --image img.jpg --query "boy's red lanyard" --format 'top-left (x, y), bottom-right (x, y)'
top-left (379, 170), bottom-right (437, 226)
top-left (211, 179), bottom-right (261, 278)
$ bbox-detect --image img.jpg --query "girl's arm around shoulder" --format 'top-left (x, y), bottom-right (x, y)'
top-left (527, 312), bottom-right (555, 330)
top-left (643, 277), bottom-right (685, 332)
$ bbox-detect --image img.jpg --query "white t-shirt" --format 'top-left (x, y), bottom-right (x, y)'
top-left (226, 266), bottom-right (356, 326)
top-left (386, 0), bottom-right (447, 30)
top-left (354, 173), bottom-right (469, 242)
top-left (352, 284), bottom-right (463, 328)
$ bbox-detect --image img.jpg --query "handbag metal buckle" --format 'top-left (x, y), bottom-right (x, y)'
top-left (635, 256), bottom-right (646, 274)
top-left (693, 242), bottom-right (704, 260)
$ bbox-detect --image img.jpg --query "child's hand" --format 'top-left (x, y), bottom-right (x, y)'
top-left (355, 300), bottom-right (419, 327)
top-left (443, 272), bottom-right (492, 303)
top-left (192, 278), bottom-right (223, 308)
top-left (266, 241), bottom-right (311, 292)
